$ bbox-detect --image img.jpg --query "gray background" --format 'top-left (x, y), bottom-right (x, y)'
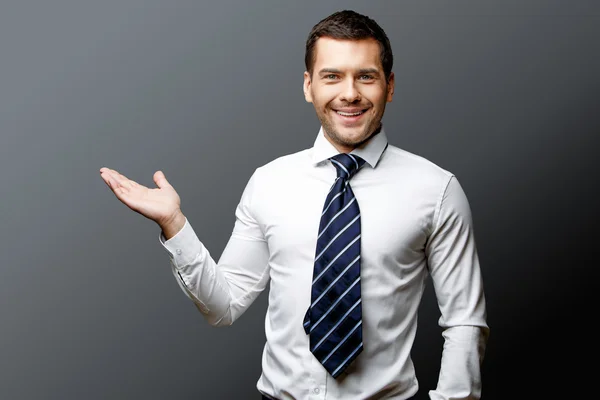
top-left (1, 1), bottom-right (598, 399)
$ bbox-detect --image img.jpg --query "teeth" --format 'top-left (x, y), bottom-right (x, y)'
top-left (337, 111), bottom-right (363, 116)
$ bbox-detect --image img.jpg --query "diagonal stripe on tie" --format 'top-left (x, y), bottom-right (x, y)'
top-left (303, 152), bottom-right (366, 379)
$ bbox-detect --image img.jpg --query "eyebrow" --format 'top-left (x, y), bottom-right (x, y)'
top-left (318, 68), bottom-right (342, 75)
top-left (357, 68), bottom-right (380, 75)
top-left (318, 68), bottom-right (381, 75)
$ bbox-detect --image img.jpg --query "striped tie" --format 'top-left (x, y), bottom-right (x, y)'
top-left (303, 152), bottom-right (366, 378)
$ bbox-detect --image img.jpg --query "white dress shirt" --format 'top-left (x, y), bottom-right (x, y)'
top-left (159, 126), bottom-right (489, 400)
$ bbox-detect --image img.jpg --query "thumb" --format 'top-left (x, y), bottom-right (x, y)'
top-left (153, 170), bottom-right (171, 189)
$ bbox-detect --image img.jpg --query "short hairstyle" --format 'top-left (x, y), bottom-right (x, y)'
top-left (305, 10), bottom-right (394, 82)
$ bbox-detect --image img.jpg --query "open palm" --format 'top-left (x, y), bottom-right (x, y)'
top-left (99, 167), bottom-right (181, 227)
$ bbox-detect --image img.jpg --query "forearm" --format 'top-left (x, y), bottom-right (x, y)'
top-left (429, 325), bottom-right (489, 400)
top-left (160, 216), bottom-right (270, 327)
top-left (172, 253), bottom-right (235, 327)
top-left (162, 218), bottom-right (235, 326)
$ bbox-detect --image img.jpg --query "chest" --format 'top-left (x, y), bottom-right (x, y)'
top-left (256, 171), bottom-right (432, 263)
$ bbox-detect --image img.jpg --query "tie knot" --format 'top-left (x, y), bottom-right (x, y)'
top-left (330, 153), bottom-right (366, 180)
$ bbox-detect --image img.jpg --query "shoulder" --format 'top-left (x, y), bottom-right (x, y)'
top-left (238, 148), bottom-right (311, 210)
top-left (252, 148), bottom-right (312, 179)
top-left (382, 144), bottom-right (455, 186)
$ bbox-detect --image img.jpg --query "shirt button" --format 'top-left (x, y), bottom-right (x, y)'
top-left (313, 388), bottom-right (320, 394)
top-left (176, 249), bottom-right (182, 255)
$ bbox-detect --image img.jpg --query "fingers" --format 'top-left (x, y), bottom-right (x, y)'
top-left (113, 169), bottom-right (133, 186)
top-left (99, 167), bottom-right (115, 189)
top-left (99, 167), bottom-right (136, 192)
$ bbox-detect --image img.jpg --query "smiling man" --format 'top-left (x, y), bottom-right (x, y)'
top-left (304, 36), bottom-right (393, 153)
top-left (100, 9), bottom-right (489, 400)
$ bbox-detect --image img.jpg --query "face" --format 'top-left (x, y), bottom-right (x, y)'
top-left (303, 37), bottom-right (395, 153)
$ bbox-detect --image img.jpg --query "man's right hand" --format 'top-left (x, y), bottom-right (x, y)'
top-left (99, 167), bottom-right (186, 239)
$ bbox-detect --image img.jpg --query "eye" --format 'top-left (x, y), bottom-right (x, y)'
top-left (325, 74), bottom-right (338, 80)
top-left (359, 74), bottom-right (374, 80)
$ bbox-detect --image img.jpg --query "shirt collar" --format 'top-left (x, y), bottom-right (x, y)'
top-left (311, 125), bottom-right (389, 169)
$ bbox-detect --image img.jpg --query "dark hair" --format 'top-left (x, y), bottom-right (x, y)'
top-left (305, 10), bottom-right (394, 82)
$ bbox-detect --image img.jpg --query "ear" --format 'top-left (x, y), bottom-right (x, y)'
top-left (303, 71), bottom-right (313, 103)
top-left (386, 71), bottom-right (395, 102)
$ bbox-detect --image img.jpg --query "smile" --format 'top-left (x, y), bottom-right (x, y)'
top-left (336, 110), bottom-right (364, 116)
top-left (333, 108), bottom-right (368, 123)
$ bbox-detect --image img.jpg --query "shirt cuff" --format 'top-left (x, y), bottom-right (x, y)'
top-left (158, 218), bottom-right (204, 268)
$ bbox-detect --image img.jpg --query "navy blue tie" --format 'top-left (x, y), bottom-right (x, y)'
top-left (303, 153), bottom-right (366, 378)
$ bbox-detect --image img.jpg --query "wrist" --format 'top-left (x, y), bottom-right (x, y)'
top-left (160, 210), bottom-right (186, 240)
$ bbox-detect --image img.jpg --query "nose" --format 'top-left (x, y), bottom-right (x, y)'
top-left (340, 79), bottom-right (361, 103)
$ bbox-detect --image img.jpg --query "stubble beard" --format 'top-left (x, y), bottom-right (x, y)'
top-left (319, 106), bottom-right (385, 151)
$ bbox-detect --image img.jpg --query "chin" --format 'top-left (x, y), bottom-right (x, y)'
top-left (338, 127), bottom-right (369, 142)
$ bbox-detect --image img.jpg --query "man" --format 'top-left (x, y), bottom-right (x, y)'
top-left (100, 10), bottom-right (489, 400)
